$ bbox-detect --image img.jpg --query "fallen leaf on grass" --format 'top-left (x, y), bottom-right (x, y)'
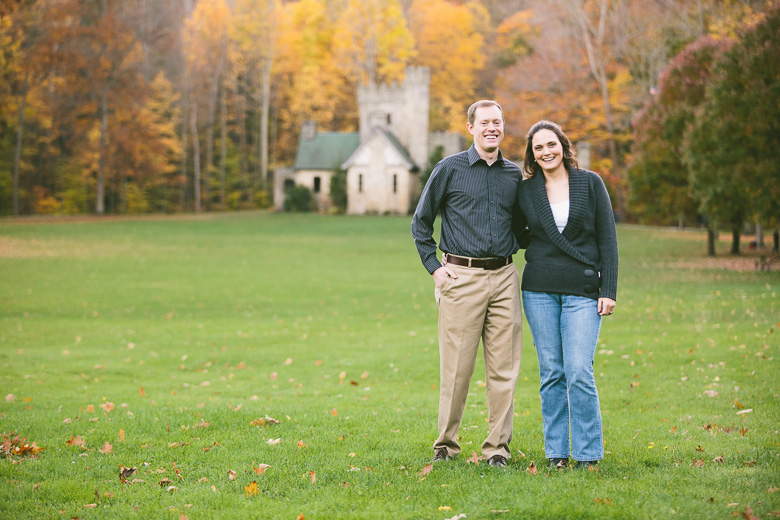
top-left (703, 390), bottom-right (719, 398)
top-left (139, 387), bottom-right (146, 397)
top-left (734, 399), bottom-right (745, 409)
top-left (98, 442), bottom-right (112, 454)
top-left (593, 497), bottom-right (612, 505)
top-left (712, 456), bottom-right (724, 463)
top-left (692, 459), bottom-right (705, 467)
top-left (438, 506), bottom-right (452, 511)
top-left (267, 438), bottom-right (281, 445)
top-left (296, 515), bottom-right (305, 520)
top-left (297, 441), bottom-right (306, 448)
top-left (244, 481), bottom-right (259, 497)
top-left (159, 478), bottom-right (173, 487)
top-left (83, 504), bottom-right (97, 509)
top-left (466, 452), bottom-right (483, 465)
top-left (736, 409), bottom-right (753, 415)
top-left (696, 445), bottom-right (705, 452)
top-left (331, 408), bottom-right (338, 416)
top-left (445, 514), bottom-right (467, 520)
top-left (2, 434), bottom-right (45, 458)
top-left (119, 466), bottom-right (137, 482)
top-left (308, 471), bottom-right (316, 484)
top-left (526, 462), bottom-right (537, 475)
top-left (227, 470), bottom-right (237, 481)
top-left (119, 429), bottom-right (125, 442)
top-left (253, 464), bottom-right (271, 476)
top-left (5, 394), bottom-right (14, 402)
top-left (741, 505), bottom-right (759, 520)
top-left (419, 464), bottom-right (433, 477)
top-left (66, 436), bottom-right (86, 449)
top-left (250, 415), bottom-right (279, 427)
top-left (100, 402), bottom-right (114, 414)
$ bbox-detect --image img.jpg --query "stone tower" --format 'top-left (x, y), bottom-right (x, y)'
top-left (357, 67), bottom-right (430, 169)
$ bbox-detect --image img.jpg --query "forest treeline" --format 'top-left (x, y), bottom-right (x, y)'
top-left (0, 0), bottom-right (777, 251)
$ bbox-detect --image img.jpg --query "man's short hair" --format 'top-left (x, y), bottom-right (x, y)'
top-left (468, 100), bottom-right (504, 125)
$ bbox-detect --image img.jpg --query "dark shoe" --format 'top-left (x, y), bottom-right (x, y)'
top-left (575, 460), bottom-right (598, 469)
top-left (549, 458), bottom-right (569, 469)
top-left (487, 454), bottom-right (507, 468)
top-left (433, 447), bottom-right (452, 462)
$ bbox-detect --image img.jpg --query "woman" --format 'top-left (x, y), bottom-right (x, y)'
top-left (516, 120), bottom-right (618, 469)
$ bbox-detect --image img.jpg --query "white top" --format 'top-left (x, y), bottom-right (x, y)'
top-left (550, 200), bottom-right (570, 233)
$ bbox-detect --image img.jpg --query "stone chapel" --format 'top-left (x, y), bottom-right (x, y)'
top-left (273, 67), bottom-right (463, 214)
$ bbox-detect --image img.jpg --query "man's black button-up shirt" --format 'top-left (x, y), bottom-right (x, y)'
top-left (412, 145), bottom-right (523, 274)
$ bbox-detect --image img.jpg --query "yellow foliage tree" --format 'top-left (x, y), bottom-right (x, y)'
top-left (332, 0), bottom-right (415, 88)
top-left (409, 0), bottom-right (489, 132)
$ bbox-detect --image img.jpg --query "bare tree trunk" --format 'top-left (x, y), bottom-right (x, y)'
top-left (558, 0), bottom-right (626, 219)
top-left (235, 75), bottom-right (249, 204)
top-left (260, 53), bottom-right (272, 193)
top-left (219, 80), bottom-right (227, 209)
top-left (97, 90), bottom-right (108, 215)
top-left (730, 226), bottom-right (740, 255)
top-left (205, 50), bottom-right (225, 211)
top-left (12, 71), bottom-right (28, 216)
top-left (190, 96), bottom-right (201, 213)
top-left (707, 227), bottom-right (716, 257)
top-left (180, 90), bottom-right (189, 211)
top-left (755, 220), bottom-right (764, 248)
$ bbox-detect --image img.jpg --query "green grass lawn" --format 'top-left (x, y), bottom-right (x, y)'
top-left (0, 212), bottom-right (778, 520)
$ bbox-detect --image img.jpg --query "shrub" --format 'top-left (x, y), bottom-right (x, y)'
top-left (283, 185), bottom-right (315, 212)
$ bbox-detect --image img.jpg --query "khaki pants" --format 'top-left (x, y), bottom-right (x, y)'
top-left (434, 262), bottom-right (523, 459)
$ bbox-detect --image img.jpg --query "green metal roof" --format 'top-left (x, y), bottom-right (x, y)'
top-left (294, 132), bottom-right (360, 171)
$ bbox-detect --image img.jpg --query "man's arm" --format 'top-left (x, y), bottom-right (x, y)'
top-left (411, 161), bottom-right (448, 275)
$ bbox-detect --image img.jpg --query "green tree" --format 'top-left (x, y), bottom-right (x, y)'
top-left (628, 37), bottom-right (726, 232)
top-left (683, 6), bottom-right (780, 254)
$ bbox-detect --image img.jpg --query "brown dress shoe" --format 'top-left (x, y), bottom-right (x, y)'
top-left (487, 454), bottom-right (507, 468)
top-left (433, 447), bottom-right (451, 461)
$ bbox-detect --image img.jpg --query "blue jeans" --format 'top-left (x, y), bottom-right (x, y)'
top-left (522, 291), bottom-right (604, 461)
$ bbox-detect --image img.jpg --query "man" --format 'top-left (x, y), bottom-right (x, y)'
top-left (411, 100), bottom-right (524, 468)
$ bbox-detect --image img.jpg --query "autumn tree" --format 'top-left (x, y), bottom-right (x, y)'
top-left (272, 0), bottom-right (356, 166)
top-left (409, 0), bottom-right (488, 132)
top-left (183, 0), bottom-right (232, 212)
top-left (628, 37), bottom-right (726, 233)
top-left (332, 0), bottom-right (415, 88)
top-left (683, 6), bottom-right (780, 254)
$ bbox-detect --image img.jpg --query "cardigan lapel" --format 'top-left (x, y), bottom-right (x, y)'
top-left (562, 168), bottom-right (587, 242)
top-left (528, 170), bottom-right (595, 268)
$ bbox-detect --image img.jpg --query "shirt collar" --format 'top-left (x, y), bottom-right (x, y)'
top-left (467, 144), bottom-right (505, 167)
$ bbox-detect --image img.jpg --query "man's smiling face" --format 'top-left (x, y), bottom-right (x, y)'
top-left (468, 105), bottom-right (504, 155)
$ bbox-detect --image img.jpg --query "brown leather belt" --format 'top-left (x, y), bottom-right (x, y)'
top-left (445, 253), bottom-right (513, 270)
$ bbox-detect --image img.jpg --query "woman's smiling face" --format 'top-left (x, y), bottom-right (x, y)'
top-left (532, 128), bottom-right (564, 174)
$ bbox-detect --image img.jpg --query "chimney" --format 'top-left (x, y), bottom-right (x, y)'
top-left (302, 120), bottom-right (317, 141)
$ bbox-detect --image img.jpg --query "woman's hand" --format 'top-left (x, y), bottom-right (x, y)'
top-left (598, 298), bottom-right (616, 316)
